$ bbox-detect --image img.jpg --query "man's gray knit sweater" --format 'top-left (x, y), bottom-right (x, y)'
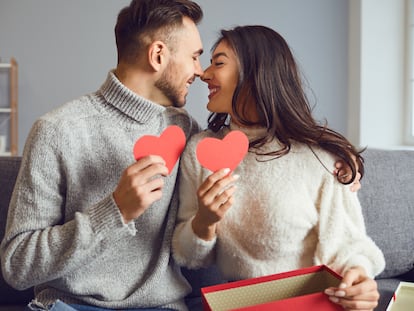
top-left (0, 71), bottom-right (200, 310)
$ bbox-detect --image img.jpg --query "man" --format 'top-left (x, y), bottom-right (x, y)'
top-left (0, 1), bottom-right (203, 310)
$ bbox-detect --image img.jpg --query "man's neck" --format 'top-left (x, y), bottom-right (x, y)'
top-left (114, 63), bottom-right (171, 107)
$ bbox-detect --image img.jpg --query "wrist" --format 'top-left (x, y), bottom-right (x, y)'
top-left (191, 215), bottom-right (216, 241)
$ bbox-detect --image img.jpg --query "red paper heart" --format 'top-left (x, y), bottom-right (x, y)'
top-left (133, 125), bottom-right (186, 174)
top-left (196, 130), bottom-right (249, 172)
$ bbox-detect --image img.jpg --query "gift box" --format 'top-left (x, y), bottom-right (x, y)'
top-left (386, 281), bottom-right (414, 311)
top-left (201, 265), bottom-right (343, 311)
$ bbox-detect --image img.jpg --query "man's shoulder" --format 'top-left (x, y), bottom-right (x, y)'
top-left (165, 107), bottom-right (202, 136)
top-left (39, 94), bottom-right (97, 124)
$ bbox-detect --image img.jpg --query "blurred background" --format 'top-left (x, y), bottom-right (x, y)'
top-left (0, 0), bottom-right (411, 155)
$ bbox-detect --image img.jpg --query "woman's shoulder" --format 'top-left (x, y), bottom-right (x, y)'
top-left (290, 142), bottom-right (337, 174)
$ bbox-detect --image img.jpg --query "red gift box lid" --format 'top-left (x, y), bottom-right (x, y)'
top-left (201, 265), bottom-right (343, 311)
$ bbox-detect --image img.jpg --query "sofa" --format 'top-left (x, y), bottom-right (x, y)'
top-left (1, 148), bottom-right (413, 311)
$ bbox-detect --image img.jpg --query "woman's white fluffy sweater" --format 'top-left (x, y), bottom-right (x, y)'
top-left (173, 125), bottom-right (385, 281)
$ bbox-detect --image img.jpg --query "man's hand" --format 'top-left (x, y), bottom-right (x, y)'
top-left (334, 160), bottom-right (361, 192)
top-left (113, 155), bottom-right (168, 223)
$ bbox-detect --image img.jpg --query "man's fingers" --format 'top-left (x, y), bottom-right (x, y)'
top-left (114, 155), bottom-right (169, 222)
top-left (127, 156), bottom-right (169, 183)
top-left (134, 154), bottom-right (166, 168)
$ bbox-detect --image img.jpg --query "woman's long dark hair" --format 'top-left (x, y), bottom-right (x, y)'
top-left (207, 25), bottom-right (364, 183)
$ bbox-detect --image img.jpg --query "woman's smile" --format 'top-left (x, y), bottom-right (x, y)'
top-left (208, 86), bottom-right (220, 100)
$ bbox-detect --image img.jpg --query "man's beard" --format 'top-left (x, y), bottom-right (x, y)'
top-left (155, 61), bottom-right (186, 108)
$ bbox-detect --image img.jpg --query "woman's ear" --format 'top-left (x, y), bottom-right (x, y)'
top-left (148, 41), bottom-right (167, 72)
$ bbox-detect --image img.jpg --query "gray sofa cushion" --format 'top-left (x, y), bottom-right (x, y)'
top-left (0, 157), bottom-right (21, 240)
top-left (0, 157), bottom-right (33, 305)
top-left (359, 149), bottom-right (414, 278)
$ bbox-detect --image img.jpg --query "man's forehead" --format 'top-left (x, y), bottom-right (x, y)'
top-left (180, 21), bottom-right (203, 53)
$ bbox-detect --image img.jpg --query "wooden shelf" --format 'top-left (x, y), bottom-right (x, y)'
top-left (0, 57), bottom-right (18, 156)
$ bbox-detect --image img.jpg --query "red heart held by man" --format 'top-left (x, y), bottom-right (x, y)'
top-left (196, 130), bottom-right (249, 172)
top-left (133, 125), bottom-right (186, 174)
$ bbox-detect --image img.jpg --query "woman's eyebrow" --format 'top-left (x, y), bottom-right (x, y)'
top-left (210, 52), bottom-right (228, 63)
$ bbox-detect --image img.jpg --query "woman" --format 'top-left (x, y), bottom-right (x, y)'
top-left (172, 25), bottom-right (385, 310)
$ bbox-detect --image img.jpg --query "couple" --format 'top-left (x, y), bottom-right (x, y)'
top-left (0, 1), bottom-right (384, 311)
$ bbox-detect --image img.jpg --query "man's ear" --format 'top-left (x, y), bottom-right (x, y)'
top-left (148, 41), bottom-right (168, 72)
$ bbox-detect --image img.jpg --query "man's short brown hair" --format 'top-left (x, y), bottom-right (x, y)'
top-left (115, 0), bottom-right (203, 64)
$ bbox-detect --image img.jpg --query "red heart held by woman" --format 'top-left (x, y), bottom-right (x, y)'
top-left (133, 125), bottom-right (186, 174)
top-left (196, 130), bottom-right (249, 172)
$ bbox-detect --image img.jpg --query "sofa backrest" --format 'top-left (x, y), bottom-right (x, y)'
top-left (358, 148), bottom-right (414, 279)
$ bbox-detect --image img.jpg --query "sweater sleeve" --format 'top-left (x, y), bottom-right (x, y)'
top-left (314, 176), bottom-right (385, 278)
top-left (0, 119), bottom-right (131, 290)
top-left (172, 135), bottom-right (216, 269)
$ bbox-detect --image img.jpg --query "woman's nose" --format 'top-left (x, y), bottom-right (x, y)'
top-left (201, 67), bottom-right (211, 82)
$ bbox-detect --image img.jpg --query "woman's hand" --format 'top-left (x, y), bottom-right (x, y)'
top-left (324, 266), bottom-right (380, 311)
top-left (192, 168), bottom-right (239, 241)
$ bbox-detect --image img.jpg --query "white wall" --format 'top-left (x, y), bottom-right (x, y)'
top-left (348, 0), bottom-right (408, 149)
top-left (0, 0), bottom-right (349, 154)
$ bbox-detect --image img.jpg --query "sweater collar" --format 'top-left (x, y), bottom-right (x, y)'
top-left (228, 121), bottom-right (268, 141)
top-left (99, 70), bottom-right (165, 123)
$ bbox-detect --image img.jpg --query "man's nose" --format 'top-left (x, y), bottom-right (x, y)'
top-left (195, 60), bottom-right (204, 77)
